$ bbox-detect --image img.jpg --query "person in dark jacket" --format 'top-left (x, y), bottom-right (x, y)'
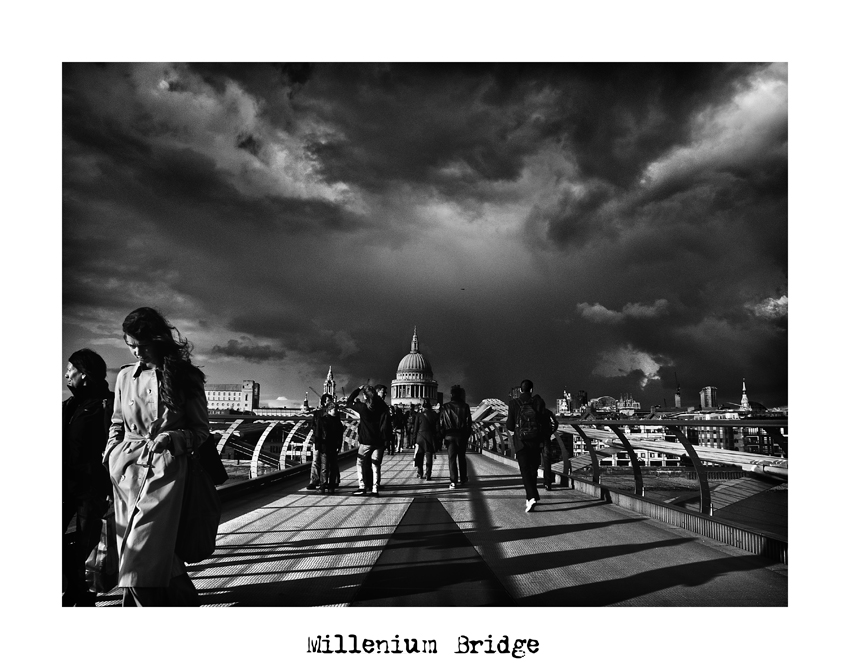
top-left (540, 407), bottom-right (559, 491)
top-left (313, 394), bottom-right (343, 493)
top-left (63, 348), bottom-right (113, 606)
top-left (406, 406), bottom-right (418, 452)
top-left (392, 407), bottom-right (407, 451)
top-left (347, 385), bottom-right (389, 496)
top-left (440, 385), bottom-right (473, 489)
top-left (412, 400), bottom-right (440, 481)
top-left (506, 379), bottom-right (547, 512)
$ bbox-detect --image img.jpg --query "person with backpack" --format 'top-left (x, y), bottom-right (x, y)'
top-left (506, 379), bottom-right (547, 512)
top-left (440, 384), bottom-right (473, 489)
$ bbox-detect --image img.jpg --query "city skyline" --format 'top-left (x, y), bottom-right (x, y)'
top-left (62, 63), bottom-right (788, 408)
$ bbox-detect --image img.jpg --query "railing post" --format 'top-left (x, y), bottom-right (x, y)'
top-left (216, 418), bottom-right (244, 455)
top-left (668, 426), bottom-right (712, 516)
top-left (494, 425), bottom-right (509, 456)
top-left (573, 425), bottom-right (600, 485)
top-left (256, 420), bottom-right (279, 456)
top-left (610, 425), bottom-right (645, 497)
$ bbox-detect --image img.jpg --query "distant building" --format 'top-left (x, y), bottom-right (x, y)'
top-left (206, 380), bottom-right (260, 412)
top-left (681, 408), bottom-right (787, 455)
top-left (253, 406), bottom-right (309, 417)
top-left (390, 327), bottom-right (439, 406)
top-left (576, 390), bottom-right (589, 410)
top-left (597, 424), bottom-right (682, 467)
top-left (699, 386), bottom-right (717, 410)
top-left (556, 391), bottom-right (573, 415)
top-left (693, 410), bottom-right (739, 449)
top-left (617, 394), bottom-right (641, 414)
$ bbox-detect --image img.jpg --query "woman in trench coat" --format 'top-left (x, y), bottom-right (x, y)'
top-left (104, 307), bottom-right (209, 606)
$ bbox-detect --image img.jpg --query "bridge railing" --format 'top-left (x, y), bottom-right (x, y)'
top-left (470, 415), bottom-right (787, 522)
top-left (210, 413), bottom-right (361, 481)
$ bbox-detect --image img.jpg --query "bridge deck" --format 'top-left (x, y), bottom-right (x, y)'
top-left (95, 449), bottom-right (787, 607)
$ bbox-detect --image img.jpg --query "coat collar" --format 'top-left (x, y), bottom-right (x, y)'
top-left (131, 361), bottom-right (162, 379)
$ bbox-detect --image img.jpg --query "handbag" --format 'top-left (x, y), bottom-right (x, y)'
top-left (175, 451), bottom-right (222, 563)
top-left (85, 500), bottom-right (119, 593)
top-left (197, 434), bottom-right (229, 485)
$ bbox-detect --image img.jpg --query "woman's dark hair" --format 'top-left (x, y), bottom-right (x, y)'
top-left (122, 307), bottom-right (205, 410)
top-left (68, 348), bottom-right (109, 392)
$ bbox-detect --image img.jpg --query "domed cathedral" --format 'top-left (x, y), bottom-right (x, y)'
top-left (391, 327), bottom-right (439, 406)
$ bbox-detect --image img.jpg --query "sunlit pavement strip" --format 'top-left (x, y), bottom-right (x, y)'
top-left (189, 449), bottom-right (447, 606)
top-left (191, 470), bottom-right (416, 606)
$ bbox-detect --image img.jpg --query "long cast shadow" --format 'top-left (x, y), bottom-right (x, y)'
top-left (516, 555), bottom-right (787, 606)
top-left (350, 496), bottom-right (513, 606)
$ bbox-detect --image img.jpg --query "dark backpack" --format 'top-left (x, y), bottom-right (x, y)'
top-left (516, 398), bottom-right (540, 440)
top-left (440, 402), bottom-right (468, 433)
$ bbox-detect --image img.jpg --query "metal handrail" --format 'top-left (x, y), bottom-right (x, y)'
top-left (469, 414), bottom-right (788, 521)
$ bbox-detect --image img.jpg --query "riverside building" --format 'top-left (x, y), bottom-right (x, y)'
top-left (206, 380), bottom-right (260, 412)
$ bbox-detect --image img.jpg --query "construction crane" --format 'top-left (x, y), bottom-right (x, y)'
top-left (308, 386), bottom-right (323, 400)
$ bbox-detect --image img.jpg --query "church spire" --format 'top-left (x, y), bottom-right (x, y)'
top-left (410, 326), bottom-right (419, 353)
top-left (323, 366), bottom-right (336, 398)
top-left (740, 378), bottom-right (750, 412)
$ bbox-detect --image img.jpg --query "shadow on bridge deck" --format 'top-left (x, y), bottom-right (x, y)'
top-left (95, 449), bottom-right (787, 607)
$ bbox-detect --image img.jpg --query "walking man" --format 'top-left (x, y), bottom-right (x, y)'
top-left (506, 379), bottom-right (546, 512)
top-left (313, 394), bottom-right (343, 493)
top-left (392, 406), bottom-right (407, 451)
top-left (374, 385), bottom-right (393, 486)
top-left (412, 400), bottom-right (440, 481)
top-left (440, 384), bottom-right (473, 489)
top-left (306, 399), bottom-right (326, 491)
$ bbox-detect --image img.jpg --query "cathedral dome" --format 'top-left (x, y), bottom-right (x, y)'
top-left (391, 327), bottom-right (438, 406)
top-left (397, 351), bottom-right (432, 374)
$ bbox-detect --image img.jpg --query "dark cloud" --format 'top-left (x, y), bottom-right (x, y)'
top-left (210, 339), bottom-right (287, 362)
top-left (62, 63), bottom-right (788, 409)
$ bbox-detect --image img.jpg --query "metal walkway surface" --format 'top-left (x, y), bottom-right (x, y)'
top-left (95, 450), bottom-right (787, 607)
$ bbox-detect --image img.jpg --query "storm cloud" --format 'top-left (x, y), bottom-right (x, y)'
top-left (63, 63), bottom-right (787, 409)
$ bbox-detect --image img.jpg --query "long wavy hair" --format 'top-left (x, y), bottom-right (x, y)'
top-left (122, 307), bottom-right (205, 410)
